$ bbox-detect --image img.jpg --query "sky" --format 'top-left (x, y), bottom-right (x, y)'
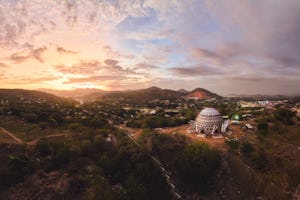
top-left (0, 0), bottom-right (299, 95)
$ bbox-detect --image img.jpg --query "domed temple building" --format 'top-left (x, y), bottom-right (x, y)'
top-left (189, 107), bottom-right (227, 137)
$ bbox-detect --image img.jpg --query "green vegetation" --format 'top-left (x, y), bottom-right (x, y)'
top-left (177, 142), bottom-right (221, 194)
top-left (126, 115), bottom-right (186, 129)
top-left (240, 141), bottom-right (254, 155)
top-left (274, 108), bottom-right (296, 125)
top-left (257, 120), bottom-right (269, 136)
top-left (0, 129), bottom-right (172, 199)
top-left (225, 138), bottom-right (240, 150)
top-left (0, 89), bottom-right (299, 199)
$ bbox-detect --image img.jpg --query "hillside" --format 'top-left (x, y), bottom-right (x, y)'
top-left (100, 86), bottom-right (182, 104)
top-left (0, 89), bottom-right (62, 102)
top-left (187, 88), bottom-right (221, 99)
top-left (82, 86), bottom-right (221, 103)
top-left (0, 88), bottom-right (299, 199)
top-left (38, 88), bottom-right (104, 99)
top-left (0, 87), bottom-right (223, 105)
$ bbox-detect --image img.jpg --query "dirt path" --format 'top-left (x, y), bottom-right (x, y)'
top-left (0, 127), bottom-right (23, 144)
top-left (0, 127), bottom-right (70, 145)
top-left (26, 133), bottom-right (70, 145)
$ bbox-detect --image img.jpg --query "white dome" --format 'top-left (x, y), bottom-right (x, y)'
top-left (199, 107), bottom-right (220, 116)
top-left (193, 107), bottom-right (223, 135)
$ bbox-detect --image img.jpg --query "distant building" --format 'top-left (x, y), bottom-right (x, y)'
top-left (148, 109), bottom-right (157, 115)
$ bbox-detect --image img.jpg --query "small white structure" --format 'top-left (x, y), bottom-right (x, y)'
top-left (149, 109), bottom-right (157, 115)
top-left (244, 123), bottom-right (254, 130)
top-left (221, 120), bottom-right (229, 132)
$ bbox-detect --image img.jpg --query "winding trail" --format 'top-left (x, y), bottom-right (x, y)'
top-left (0, 127), bottom-right (70, 145)
top-left (26, 133), bottom-right (70, 145)
top-left (0, 127), bottom-right (23, 144)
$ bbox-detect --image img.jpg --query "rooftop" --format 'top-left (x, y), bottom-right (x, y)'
top-left (199, 107), bottom-right (220, 116)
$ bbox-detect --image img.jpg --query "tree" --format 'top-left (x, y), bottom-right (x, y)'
top-left (257, 120), bottom-right (269, 136)
top-left (241, 141), bottom-right (254, 155)
top-left (252, 150), bottom-right (268, 170)
top-left (274, 108), bottom-right (296, 125)
top-left (177, 142), bottom-right (221, 193)
top-left (23, 113), bottom-right (37, 123)
top-left (90, 116), bottom-right (108, 129)
top-left (9, 154), bottom-right (32, 182)
top-left (37, 138), bottom-right (51, 156)
top-left (48, 118), bottom-right (58, 128)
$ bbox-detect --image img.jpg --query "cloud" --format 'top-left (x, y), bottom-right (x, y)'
top-left (31, 47), bottom-right (47, 62)
top-left (55, 60), bottom-right (102, 75)
top-left (0, 76), bottom-right (60, 85)
top-left (170, 65), bottom-right (223, 76)
top-left (16, 76), bottom-right (60, 84)
top-left (9, 47), bottom-right (47, 63)
top-left (102, 45), bottom-right (134, 59)
top-left (228, 75), bottom-right (267, 82)
top-left (104, 59), bottom-right (119, 66)
top-left (0, 63), bottom-right (7, 68)
top-left (56, 46), bottom-right (77, 54)
top-left (202, 0), bottom-right (300, 68)
top-left (0, 0), bottom-right (299, 94)
top-left (133, 63), bottom-right (159, 71)
top-left (55, 59), bottom-right (138, 76)
top-left (64, 75), bottom-right (125, 84)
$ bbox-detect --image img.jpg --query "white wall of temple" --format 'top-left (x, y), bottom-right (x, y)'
top-left (195, 123), bottom-right (222, 135)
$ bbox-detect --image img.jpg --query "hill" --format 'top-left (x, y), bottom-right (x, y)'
top-left (0, 89), bottom-right (62, 102)
top-left (84, 86), bottom-right (221, 104)
top-left (187, 88), bottom-right (221, 99)
top-left (38, 88), bottom-right (104, 99)
top-left (178, 89), bottom-right (188, 93)
top-left (32, 87), bottom-right (221, 103)
top-left (99, 86), bottom-right (182, 104)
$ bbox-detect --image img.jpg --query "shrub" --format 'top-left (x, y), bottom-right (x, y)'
top-left (225, 138), bottom-right (240, 150)
top-left (252, 150), bottom-right (268, 170)
top-left (37, 138), bottom-right (51, 156)
top-left (241, 141), bottom-right (254, 155)
top-left (257, 120), bottom-right (269, 136)
top-left (274, 108), bottom-right (296, 125)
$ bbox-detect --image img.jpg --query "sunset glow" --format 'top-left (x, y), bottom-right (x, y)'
top-left (0, 0), bottom-right (299, 95)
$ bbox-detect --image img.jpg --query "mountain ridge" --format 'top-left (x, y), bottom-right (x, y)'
top-left (2, 87), bottom-right (221, 103)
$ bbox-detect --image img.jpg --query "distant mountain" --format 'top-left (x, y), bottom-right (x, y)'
top-left (83, 86), bottom-right (221, 103)
top-left (0, 87), bottom-right (221, 104)
top-left (38, 88), bottom-right (105, 99)
top-left (0, 89), bottom-right (63, 102)
top-left (99, 86), bottom-right (182, 104)
top-left (178, 89), bottom-right (188, 93)
top-left (187, 88), bottom-right (221, 99)
top-left (0, 89), bottom-right (58, 99)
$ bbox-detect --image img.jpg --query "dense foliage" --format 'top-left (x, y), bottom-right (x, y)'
top-left (0, 129), bottom-right (172, 199)
top-left (177, 142), bottom-right (221, 194)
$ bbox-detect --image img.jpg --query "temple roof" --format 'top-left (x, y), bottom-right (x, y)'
top-left (199, 107), bottom-right (220, 116)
